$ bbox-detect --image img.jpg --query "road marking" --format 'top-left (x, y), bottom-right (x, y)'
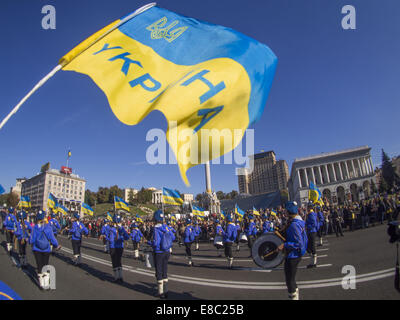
top-left (58, 247), bottom-right (394, 290)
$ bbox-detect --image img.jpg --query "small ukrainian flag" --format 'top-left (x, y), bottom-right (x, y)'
top-left (57, 204), bottom-right (69, 216)
top-left (48, 193), bottom-right (58, 210)
top-left (19, 196), bottom-right (31, 208)
top-left (114, 196), bottom-right (130, 212)
top-left (309, 182), bottom-right (324, 205)
top-left (106, 212), bottom-right (113, 221)
top-left (253, 207), bottom-right (260, 216)
top-left (82, 203), bottom-right (94, 216)
top-left (162, 188), bottom-right (183, 206)
top-left (192, 205), bottom-right (205, 219)
top-left (135, 214), bottom-right (143, 223)
top-left (235, 204), bottom-right (245, 221)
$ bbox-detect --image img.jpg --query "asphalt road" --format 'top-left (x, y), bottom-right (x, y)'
top-left (0, 223), bottom-right (399, 300)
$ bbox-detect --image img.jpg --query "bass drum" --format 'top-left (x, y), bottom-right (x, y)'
top-left (214, 235), bottom-right (224, 249)
top-left (251, 233), bottom-right (284, 269)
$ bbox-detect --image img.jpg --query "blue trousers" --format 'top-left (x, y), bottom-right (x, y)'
top-left (154, 252), bottom-right (170, 281)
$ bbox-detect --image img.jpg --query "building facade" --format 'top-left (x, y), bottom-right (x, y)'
top-left (237, 151), bottom-right (289, 195)
top-left (21, 168), bottom-right (86, 212)
top-left (152, 189), bottom-right (163, 204)
top-left (10, 178), bottom-right (27, 197)
top-left (181, 193), bottom-right (194, 204)
top-left (288, 146), bottom-right (376, 206)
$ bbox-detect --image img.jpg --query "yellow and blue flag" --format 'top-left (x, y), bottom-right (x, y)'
top-left (82, 202), bottom-right (94, 216)
top-left (106, 212), bottom-right (113, 221)
top-left (0, 184), bottom-right (5, 195)
top-left (114, 196), bottom-right (130, 212)
top-left (19, 196), bottom-right (31, 208)
top-left (235, 204), bottom-right (244, 220)
top-left (162, 187), bottom-right (183, 206)
top-left (192, 205), bottom-right (205, 219)
top-left (48, 193), bottom-right (58, 210)
top-left (270, 209), bottom-right (277, 217)
top-left (135, 214), bottom-right (143, 223)
top-left (67, 150), bottom-right (72, 159)
top-left (309, 182), bottom-right (323, 206)
top-left (57, 204), bottom-right (69, 216)
top-left (60, 4), bottom-right (277, 186)
top-left (252, 207), bottom-right (260, 216)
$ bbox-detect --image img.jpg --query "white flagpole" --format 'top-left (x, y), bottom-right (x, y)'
top-left (0, 64), bottom-right (62, 130)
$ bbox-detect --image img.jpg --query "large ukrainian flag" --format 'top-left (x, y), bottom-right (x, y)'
top-left (235, 204), bottom-right (245, 221)
top-left (59, 3), bottom-right (277, 186)
top-left (114, 196), bottom-right (130, 212)
top-left (309, 182), bottom-right (323, 205)
top-left (192, 205), bottom-right (205, 219)
top-left (57, 204), bottom-right (69, 216)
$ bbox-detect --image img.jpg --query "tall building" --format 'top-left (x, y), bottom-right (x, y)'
top-left (10, 178), bottom-right (27, 197)
top-left (288, 146), bottom-right (376, 206)
top-left (181, 193), bottom-right (194, 203)
top-left (21, 166), bottom-right (86, 212)
top-left (237, 151), bottom-right (289, 195)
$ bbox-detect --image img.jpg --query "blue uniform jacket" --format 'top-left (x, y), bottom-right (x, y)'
top-left (284, 216), bottom-right (308, 259)
top-left (194, 225), bottom-right (201, 237)
top-left (317, 211), bottom-right (324, 228)
top-left (4, 214), bottom-right (17, 230)
top-left (48, 218), bottom-right (61, 235)
top-left (306, 211), bottom-right (319, 234)
top-left (262, 221), bottom-right (274, 234)
top-left (184, 225), bottom-right (195, 243)
top-left (148, 224), bottom-right (171, 254)
top-left (15, 220), bottom-right (32, 241)
top-left (30, 223), bottom-right (59, 252)
top-left (215, 225), bottom-right (224, 236)
top-left (131, 228), bottom-right (143, 243)
top-left (245, 222), bottom-right (257, 237)
top-left (69, 221), bottom-right (88, 240)
top-left (101, 224), bottom-right (110, 240)
top-left (109, 226), bottom-right (130, 249)
top-left (223, 223), bottom-right (237, 243)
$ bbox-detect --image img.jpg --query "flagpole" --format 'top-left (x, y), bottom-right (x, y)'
top-left (0, 65), bottom-right (62, 131)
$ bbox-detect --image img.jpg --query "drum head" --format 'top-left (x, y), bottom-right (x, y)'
top-left (251, 233), bottom-right (284, 269)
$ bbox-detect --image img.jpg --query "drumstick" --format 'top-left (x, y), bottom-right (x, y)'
top-left (262, 250), bottom-right (276, 259)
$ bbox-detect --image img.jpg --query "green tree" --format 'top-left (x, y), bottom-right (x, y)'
top-left (137, 187), bottom-right (152, 204)
top-left (227, 190), bottom-right (238, 200)
top-left (128, 190), bottom-right (135, 205)
top-left (85, 190), bottom-right (97, 207)
top-left (97, 187), bottom-right (110, 204)
top-left (381, 149), bottom-right (400, 191)
top-left (216, 191), bottom-right (225, 200)
top-left (109, 185), bottom-right (124, 203)
top-left (7, 192), bottom-right (19, 208)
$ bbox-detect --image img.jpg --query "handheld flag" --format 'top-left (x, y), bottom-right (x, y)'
top-left (58, 4), bottom-right (277, 186)
top-left (19, 196), bottom-right (31, 209)
top-left (162, 187), bottom-right (183, 206)
top-left (309, 182), bottom-right (323, 205)
top-left (82, 203), bottom-right (94, 216)
top-left (114, 196), bottom-right (130, 212)
top-left (106, 212), bottom-right (113, 221)
top-left (235, 204), bottom-right (244, 221)
top-left (0, 184), bottom-right (5, 195)
top-left (270, 209), bottom-right (277, 217)
top-left (252, 207), bottom-right (260, 216)
top-left (57, 204), bottom-right (69, 216)
top-left (48, 193), bottom-right (58, 210)
top-left (135, 214), bottom-right (143, 223)
top-left (192, 205), bottom-right (205, 219)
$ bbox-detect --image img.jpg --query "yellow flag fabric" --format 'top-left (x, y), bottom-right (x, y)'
top-left (59, 5), bottom-right (277, 186)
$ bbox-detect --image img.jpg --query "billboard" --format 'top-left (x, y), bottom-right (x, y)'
top-left (61, 166), bottom-right (72, 175)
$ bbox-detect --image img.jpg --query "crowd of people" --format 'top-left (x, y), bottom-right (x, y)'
top-left (1, 190), bottom-right (399, 300)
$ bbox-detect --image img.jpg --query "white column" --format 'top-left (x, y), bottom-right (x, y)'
top-left (357, 158), bottom-right (363, 176)
top-left (331, 163), bottom-right (337, 182)
top-left (368, 157), bottom-right (374, 173)
top-left (311, 167), bottom-right (316, 185)
top-left (297, 170), bottom-right (302, 188)
top-left (344, 161), bottom-right (350, 180)
top-left (304, 168), bottom-right (309, 186)
top-left (318, 166), bottom-right (324, 185)
top-left (324, 165), bottom-right (330, 183)
top-left (337, 162), bottom-right (343, 181)
top-left (352, 159), bottom-right (359, 177)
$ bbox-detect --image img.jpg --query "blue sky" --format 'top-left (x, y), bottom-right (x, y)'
top-left (0, 0), bottom-right (399, 196)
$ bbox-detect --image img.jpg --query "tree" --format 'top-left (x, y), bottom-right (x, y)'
top-left (381, 149), bottom-right (400, 191)
top-left (97, 187), bottom-right (110, 204)
top-left (216, 191), bottom-right (225, 200)
top-left (227, 190), bottom-right (238, 200)
top-left (109, 185), bottom-right (124, 203)
top-left (136, 187), bottom-right (152, 204)
top-left (7, 192), bottom-right (19, 208)
top-left (370, 180), bottom-right (377, 194)
top-left (85, 190), bottom-right (96, 207)
top-left (128, 190), bottom-right (135, 205)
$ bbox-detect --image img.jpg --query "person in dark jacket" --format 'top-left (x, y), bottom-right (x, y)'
top-left (223, 214), bottom-right (237, 269)
top-left (15, 210), bottom-right (32, 268)
top-left (305, 203), bottom-right (319, 268)
top-left (67, 213), bottom-right (88, 266)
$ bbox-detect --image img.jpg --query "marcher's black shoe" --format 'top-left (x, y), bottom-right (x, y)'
top-left (307, 264), bottom-right (317, 269)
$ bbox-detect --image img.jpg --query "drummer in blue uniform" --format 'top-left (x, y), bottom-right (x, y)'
top-left (48, 211), bottom-right (61, 254)
top-left (276, 201), bottom-right (307, 300)
top-left (15, 210), bottom-right (32, 268)
top-left (130, 222), bottom-right (143, 259)
top-left (245, 215), bottom-right (257, 257)
top-left (223, 213), bottom-right (237, 269)
top-left (194, 220), bottom-right (201, 251)
top-left (214, 219), bottom-right (224, 257)
top-left (305, 202), bottom-right (319, 268)
top-left (29, 210), bottom-right (60, 290)
top-left (262, 214), bottom-right (274, 234)
top-left (4, 207), bottom-right (17, 255)
top-left (316, 205), bottom-right (325, 246)
top-left (148, 210), bottom-right (173, 299)
top-left (183, 218), bottom-right (196, 266)
top-left (68, 212), bottom-right (88, 266)
top-left (100, 218), bottom-right (110, 253)
top-left (108, 213), bottom-right (130, 283)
